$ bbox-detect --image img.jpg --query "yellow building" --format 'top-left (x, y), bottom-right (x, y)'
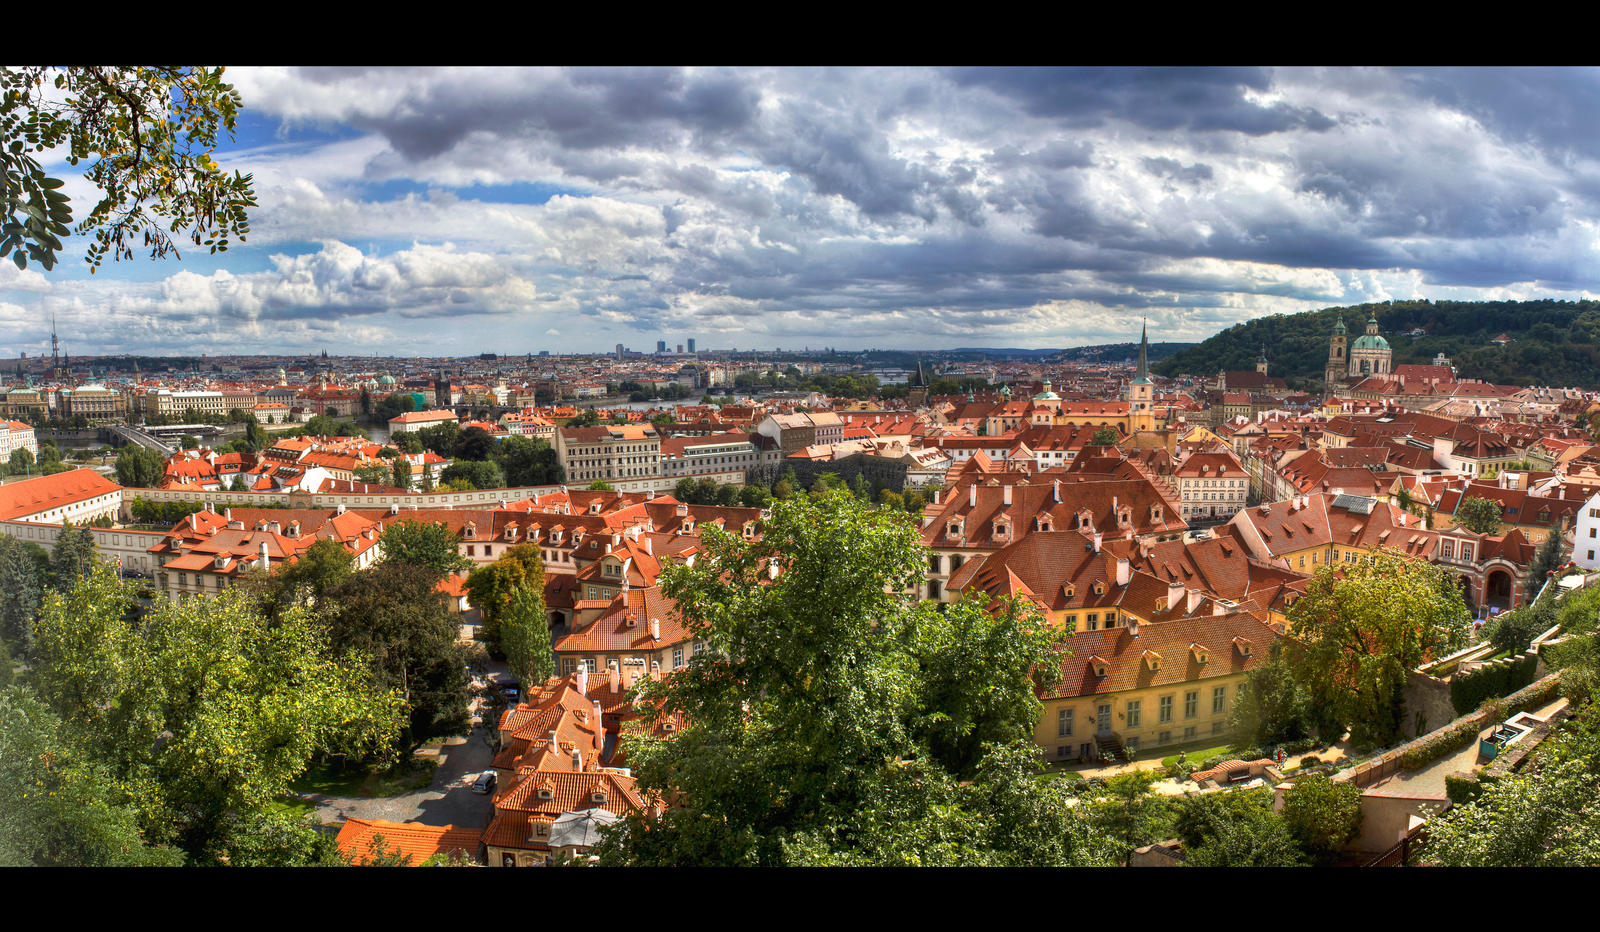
top-left (1035, 609), bottom-right (1279, 762)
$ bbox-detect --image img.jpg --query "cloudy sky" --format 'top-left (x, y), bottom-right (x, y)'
top-left (6, 66), bottom-right (1600, 359)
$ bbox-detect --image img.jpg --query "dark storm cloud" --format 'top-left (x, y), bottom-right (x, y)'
top-left (949, 67), bottom-right (1336, 135)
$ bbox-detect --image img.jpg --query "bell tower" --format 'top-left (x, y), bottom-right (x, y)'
top-left (1325, 317), bottom-right (1347, 391)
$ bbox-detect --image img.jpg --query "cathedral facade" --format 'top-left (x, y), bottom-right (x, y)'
top-left (1326, 314), bottom-right (1392, 388)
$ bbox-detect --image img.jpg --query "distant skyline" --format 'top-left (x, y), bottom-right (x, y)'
top-left (6, 67), bottom-right (1600, 359)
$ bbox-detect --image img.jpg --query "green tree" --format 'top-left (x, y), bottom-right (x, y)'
top-left (320, 562), bottom-right (470, 748)
top-left (465, 544), bottom-right (546, 652)
top-left (494, 435), bottom-right (562, 486)
top-left (353, 464), bottom-right (391, 486)
top-left (391, 431), bottom-right (423, 455)
top-left (1090, 426), bottom-right (1121, 445)
top-left (1456, 496), bottom-right (1504, 536)
top-left (586, 479), bottom-right (614, 491)
top-left (1421, 711), bottom-right (1600, 866)
top-left (271, 537), bottom-right (355, 611)
top-left (1281, 774), bottom-right (1362, 864)
top-left (7, 447), bottom-right (34, 476)
top-left (0, 534), bottom-right (43, 654)
top-left (1184, 804), bottom-right (1306, 867)
top-left (441, 459), bottom-right (504, 490)
top-left (453, 426), bottom-right (496, 463)
top-left (391, 458), bottom-right (412, 491)
top-left (229, 473), bottom-right (249, 492)
top-left (49, 523), bottom-right (97, 592)
top-left (500, 578), bottom-right (553, 689)
top-left (1228, 639), bottom-right (1314, 746)
top-left (0, 66), bottom-right (255, 272)
top-left (379, 519), bottom-right (469, 580)
top-left (1285, 551), bottom-right (1471, 747)
top-left (1526, 530), bottom-right (1567, 594)
top-left (29, 566), bottom-right (403, 861)
top-left (0, 686), bottom-right (183, 866)
top-left (595, 490), bottom-right (1071, 866)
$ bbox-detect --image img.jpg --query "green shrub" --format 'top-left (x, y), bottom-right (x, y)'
top-left (1444, 773), bottom-right (1481, 806)
top-left (1451, 654), bottom-right (1539, 716)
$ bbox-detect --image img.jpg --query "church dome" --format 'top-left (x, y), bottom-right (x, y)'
top-left (1351, 333), bottom-right (1390, 351)
top-left (378, 373), bottom-right (397, 388)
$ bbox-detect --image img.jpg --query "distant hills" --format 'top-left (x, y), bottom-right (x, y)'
top-left (1154, 299), bottom-right (1600, 390)
top-left (1053, 341), bottom-right (1195, 363)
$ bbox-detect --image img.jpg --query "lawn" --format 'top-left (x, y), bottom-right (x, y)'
top-left (1159, 744), bottom-right (1234, 768)
top-left (288, 756), bottom-right (439, 800)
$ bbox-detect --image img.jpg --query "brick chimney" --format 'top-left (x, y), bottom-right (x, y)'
top-left (1166, 579), bottom-right (1183, 611)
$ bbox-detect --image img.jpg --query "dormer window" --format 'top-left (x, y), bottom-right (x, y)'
top-left (946, 518), bottom-right (964, 540)
top-left (463, 522), bottom-right (476, 539)
top-left (1233, 636), bottom-right (1253, 658)
top-left (1190, 643), bottom-right (1209, 665)
top-left (993, 516), bottom-right (1012, 541)
top-left (591, 790), bottom-right (608, 805)
top-left (1150, 505), bottom-right (1162, 523)
top-left (536, 784), bottom-right (555, 801)
top-left (1092, 581), bottom-right (1105, 596)
top-left (1063, 582), bottom-right (1075, 599)
top-left (662, 722), bottom-right (677, 733)
top-left (1036, 515), bottom-right (1053, 532)
top-left (590, 501), bottom-right (603, 515)
top-left (1117, 506), bottom-right (1132, 527)
top-left (1078, 511), bottom-right (1093, 529)
top-left (1088, 654), bottom-right (1109, 678)
top-left (1142, 649), bottom-right (1162, 672)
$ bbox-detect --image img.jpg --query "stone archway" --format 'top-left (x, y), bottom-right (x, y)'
top-left (1485, 569), bottom-right (1515, 611)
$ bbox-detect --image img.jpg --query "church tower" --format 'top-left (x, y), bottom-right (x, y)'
top-left (1125, 321), bottom-right (1155, 433)
top-left (1256, 345), bottom-right (1269, 376)
top-left (1325, 317), bottom-right (1348, 391)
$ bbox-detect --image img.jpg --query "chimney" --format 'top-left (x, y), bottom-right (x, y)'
top-left (593, 700), bottom-right (604, 727)
top-left (1002, 485), bottom-right (1012, 505)
top-left (608, 663), bottom-right (620, 693)
top-left (1186, 588), bottom-right (1202, 614)
top-left (259, 540), bottom-right (270, 570)
top-left (968, 484), bottom-right (977, 507)
top-left (336, 503), bottom-right (345, 515)
top-left (389, 502), bottom-right (399, 515)
top-left (1127, 617), bottom-right (1140, 638)
top-left (576, 665), bottom-right (588, 694)
top-left (1092, 532), bottom-right (1102, 553)
top-left (1115, 557), bottom-right (1130, 587)
top-left (1166, 579), bottom-right (1183, 610)
top-left (571, 748), bottom-right (583, 771)
top-left (1052, 479), bottom-right (1061, 503)
top-left (1213, 601), bottom-right (1226, 616)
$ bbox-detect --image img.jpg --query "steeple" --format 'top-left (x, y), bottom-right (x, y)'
top-left (1132, 319), bottom-right (1151, 384)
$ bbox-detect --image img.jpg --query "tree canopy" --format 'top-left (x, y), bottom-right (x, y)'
top-left (1, 66), bottom-right (255, 272)
top-left (1456, 496), bottom-right (1504, 536)
top-left (595, 490), bottom-right (1072, 866)
top-left (1284, 550), bottom-right (1471, 747)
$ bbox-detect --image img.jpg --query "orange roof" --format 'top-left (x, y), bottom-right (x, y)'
top-left (0, 468), bottom-right (122, 521)
top-left (334, 818), bottom-right (481, 865)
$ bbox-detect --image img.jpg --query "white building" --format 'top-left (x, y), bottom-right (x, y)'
top-left (0, 419), bottom-right (38, 460)
top-left (1575, 490), bottom-right (1600, 569)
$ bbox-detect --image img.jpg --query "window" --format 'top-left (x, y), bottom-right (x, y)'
top-left (1213, 721), bottom-right (1224, 735)
top-left (1126, 736), bottom-right (1140, 751)
top-left (1185, 690), bottom-right (1198, 719)
top-left (1056, 745), bottom-right (1072, 759)
top-left (1184, 726), bottom-right (1197, 741)
top-left (1087, 612), bottom-right (1099, 631)
top-left (562, 658), bottom-right (576, 675)
top-left (673, 646), bottom-right (684, 668)
top-left (1159, 695), bottom-right (1173, 724)
top-left (582, 658), bottom-right (596, 674)
top-left (1126, 700), bottom-right (1142, 728)
top-left (1057, 708), bottom-right (1074, 737)
top-left (1212, 686), bottom-right (1227, 715)
top-left (1158, 730), bottom-right (1171, 746)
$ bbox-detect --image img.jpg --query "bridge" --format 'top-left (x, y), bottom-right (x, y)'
top-left (103, 424), bottom-right (175, 455)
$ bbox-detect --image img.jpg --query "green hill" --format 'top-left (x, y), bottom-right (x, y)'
top-left (1154, 299), bottom-right (1600, 389)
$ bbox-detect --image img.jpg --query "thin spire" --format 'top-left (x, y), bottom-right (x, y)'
top-left (1134, 318), bottom-right (1150, 381)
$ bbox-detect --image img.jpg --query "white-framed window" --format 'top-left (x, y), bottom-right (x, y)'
top-left (1159, 695), bottom-right (1173, 724)
top-left (1126, 700), bottom-right (1142, 728)
top-left (1212, 686), bottom-right (1227, 715)
top-left (1057, 708), bottom-right (1074, 737)
top-left (673, 646), bottom-right (684, 668)
top-left (1185, 690), bottom-right (1198, 719)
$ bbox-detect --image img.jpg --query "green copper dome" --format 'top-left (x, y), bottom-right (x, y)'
top-left (1351, 333), bottom-right (1389, 351)
top-left (1332, 318), bottom-right (1347, 335)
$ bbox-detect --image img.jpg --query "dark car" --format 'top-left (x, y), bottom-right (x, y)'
top-left (472, 771), bottom-right (497, 794)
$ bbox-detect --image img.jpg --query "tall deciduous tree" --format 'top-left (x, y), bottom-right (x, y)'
top-left (320, 562), bottom-right (470, 748)
top-left (379, 519), bottom-right (469, 580)
top-left (598, 490), bottom-right (1072, 866)
top-left (114, 445), bottom-right (163, 488)
top-left (1281, 774), bottom-right (1363, 864)
top-left (29, 566), bottom-right (403, 861)
top-left (1285, 551), bottom-right (1471, 747)
top-left (0, 686), bottom-right (183, 866)
top-left (500, 578), bottom-right (552, 688)
top-left (465, 544), bottom-right (545, 652)
top-left (1456, 496), bottom-right (1504, 536)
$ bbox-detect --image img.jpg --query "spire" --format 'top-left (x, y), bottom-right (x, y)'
top-left (1132, 319), bottom-right (1151, 383)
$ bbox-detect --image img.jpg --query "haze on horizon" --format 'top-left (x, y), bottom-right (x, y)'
top-left (5, 66), bottom-right (1600, 360)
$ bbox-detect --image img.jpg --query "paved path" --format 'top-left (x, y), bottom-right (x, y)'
top-left (302, 672), bottom-right (502, 829)
top-left (304, 726), bottom-right (497, 828)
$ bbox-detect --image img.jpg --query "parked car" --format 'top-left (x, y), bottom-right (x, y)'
top-left (472, 770), bottom-right (497, 794)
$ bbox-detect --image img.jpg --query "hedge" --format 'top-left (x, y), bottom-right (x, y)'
top-left (1395, 673), bottom-right (1563, 772)
top-left (1450, 653), bottom-right (1539, 717)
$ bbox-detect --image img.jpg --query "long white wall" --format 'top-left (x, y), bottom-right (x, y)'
top-left (119, 476), bottom-right (679, 515)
